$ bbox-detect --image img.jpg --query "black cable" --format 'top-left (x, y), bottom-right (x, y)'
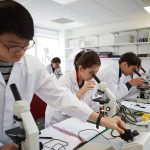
top-left (42, 138), bottom-right (68, 150)
top-left (100, 133), bottom-right (116, 140)
top-left (110, 129), bottom-right (120, 138)
top-left (105, 101), bottom-right (142, 140)
top-left (114, 101), bottom-right (137, 124)
top-left (78, 129), bottom-right (100, 142)
top-left (44, 143), bottom-right (66, 150)
top-left (52, 143), bottom-right (66, 150)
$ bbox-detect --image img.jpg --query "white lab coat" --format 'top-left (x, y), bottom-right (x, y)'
top-left (0, 54), bottom-right (93, 145)
top-left (47, 64), bottom-right (63, 79)
top-left (45, 70), bottom-right (99, 127)
top-left (97, 61), bottom-right (138, 101)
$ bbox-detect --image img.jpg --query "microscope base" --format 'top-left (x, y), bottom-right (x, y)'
top-left (121, 132), bottom-right (150, 150)
top-left (5, 126), bottom-right (25, 146)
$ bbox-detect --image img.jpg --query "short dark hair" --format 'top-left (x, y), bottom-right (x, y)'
top-left (0, 0), bottom-right (34, 40)
top-left (51, 57), bottom-right (61, 63)
top-left (119, 52), bottom-right (141, 67)
top-left (74, 50), bottom-right (101, 69)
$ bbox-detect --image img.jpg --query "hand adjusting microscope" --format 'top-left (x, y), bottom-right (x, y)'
top-left (92, 74), bottom-right (150, 150)
top-left (5, 84), bottom-right (42, 150)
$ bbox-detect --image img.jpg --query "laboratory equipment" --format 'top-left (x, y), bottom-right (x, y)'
top-left (5, 84), bottom-right (42, 150)
top-left (92, 74), bottom-right (116, 117)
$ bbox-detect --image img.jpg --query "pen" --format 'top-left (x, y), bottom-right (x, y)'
top-left (39, 136), bottom-right (52, 139)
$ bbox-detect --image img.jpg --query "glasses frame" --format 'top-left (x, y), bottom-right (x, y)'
top-left (0, 39), bottom-right (35, 53)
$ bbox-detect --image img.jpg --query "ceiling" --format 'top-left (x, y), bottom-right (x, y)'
top-left (16, 0), bottom-right (150, 30)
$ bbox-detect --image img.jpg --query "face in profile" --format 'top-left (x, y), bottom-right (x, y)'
top-left (0, 33), bottom-right (30, 62)
top-left (122, 62), bottom-right (138, 76)
top-left (79, 64), bottom-right (100, 81)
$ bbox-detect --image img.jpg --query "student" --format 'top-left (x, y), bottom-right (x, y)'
top-left (47, 57), bottom-right (63, 79)
top-left (0, 1), bottom-right (125, 149)
top-left (97, 52), bottom-right (145, 101)
top-left (45, 50), bottom-right (100, 126)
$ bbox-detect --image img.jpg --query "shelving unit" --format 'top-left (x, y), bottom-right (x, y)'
top-left (64, 28), bottom-right (150, 72)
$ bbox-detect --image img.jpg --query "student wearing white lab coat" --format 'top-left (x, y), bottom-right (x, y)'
top-left (47, 57), bottom-right (63, 79)
top-left (0, 1), bottom-right (125, 149)
top-left (45, 51), bottom-right (101, 126)
top-left (97, 52), bottom-right (145, 101)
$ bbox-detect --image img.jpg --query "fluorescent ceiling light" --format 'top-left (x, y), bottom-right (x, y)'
top-left (144, 6), bottom-right (150, 13)
top-left (65, 22), bottom-right (86, 28)
top-left (51, 0), bottom-right (78, 5)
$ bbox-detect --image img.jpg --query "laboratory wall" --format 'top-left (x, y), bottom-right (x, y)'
top-left (64, 17), bottom-right (150, 74)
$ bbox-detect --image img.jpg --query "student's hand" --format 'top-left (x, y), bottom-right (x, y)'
top-left (0, 144), bottom-right (18, 150)
top-left (76, 81), bottom-right (95, 98)
top-left (138, 83), bottom-right (150, 89)
top-left (100, 116), bottom-right (126, 134)
top-left (128, 77), bottom-right (145, 86)
top-left (144, 84), bottom-right (150, 89)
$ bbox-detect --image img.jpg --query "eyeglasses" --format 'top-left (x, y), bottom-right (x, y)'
top-left (0, 40), bottom-right (35, 53)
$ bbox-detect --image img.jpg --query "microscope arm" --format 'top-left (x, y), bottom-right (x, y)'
top-left (92, 74), bottom-right (117, 117)
top-left (99, 82), bottom-right (117, 117)
top-left (10, 84), bottom-right (40, 150)
top-left (21, 111), bottom-right (39, 150)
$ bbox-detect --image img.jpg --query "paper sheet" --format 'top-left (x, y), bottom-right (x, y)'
top-left (53, 117), bottom-right (106, 142)
top-left (121, 101), bottom-right (150, 113)
top-left (40, 126), bottom-right (81, 150)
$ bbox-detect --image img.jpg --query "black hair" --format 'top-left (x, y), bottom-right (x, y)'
top-left (0, 0), bottom-right (34, 40)
top-left (119, 52), bottom-right (141, 67)
top-left (74, 50), bottom-right (101, 69)
top-left (51, 57), bottom-right (61, 63)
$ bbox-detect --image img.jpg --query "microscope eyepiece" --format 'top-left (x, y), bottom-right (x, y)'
top-left (92, 74), bottom-right (101, 84)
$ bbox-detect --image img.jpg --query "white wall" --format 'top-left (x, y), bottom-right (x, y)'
top-left (64, 18), bottom-right (150, 74)
top-left (69, 18), bottom-right (150, 37)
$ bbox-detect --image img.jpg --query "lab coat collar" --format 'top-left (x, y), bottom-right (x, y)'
top-left (0, 72), bottom-right (5, 86)
top-left (0, 55), bottom-right (25, 86)
top-left (0, 57), bottom-right (23, 86)
top-left (114, 61), bottom-right (120, 74)
top-left (71, 70), bottom-right (80, 90)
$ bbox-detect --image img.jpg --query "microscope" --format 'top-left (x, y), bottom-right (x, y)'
top-left (92, 74), bottom-right (116, 117)
top-left (91, 74), bottom-right (150, 150)
top-left (5, 84), bottom-right (42, 150)
top-left (134, 68), bottom-right (150, 104)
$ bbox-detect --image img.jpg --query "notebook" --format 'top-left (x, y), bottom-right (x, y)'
top-left (40, 126), bottom-right (81, 150)
top-left (52, 117), bottom-right (106, 142)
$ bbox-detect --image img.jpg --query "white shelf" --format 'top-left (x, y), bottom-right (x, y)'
top-left (65, 27), bottom-right (150, 72)
top-left (137, 42), bottom-right (150, 45)
top-left (114, 42), bottom-right (150, 46)
top-left (65, 42), bottom-right (150, 49)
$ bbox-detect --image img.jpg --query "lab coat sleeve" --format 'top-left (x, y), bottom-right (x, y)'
top-left (100, 71), bottom-right (130, 101)
top-left (127, 86), bottom-right (139, 97)
top-left (58, 74), bottom-right (72, 89)
top-left (59, 75), bottom-right (99, 112)
top-left (35, 66), bottom-right (93, 122)
top-left (46, 65), bottom-right (51, 74)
